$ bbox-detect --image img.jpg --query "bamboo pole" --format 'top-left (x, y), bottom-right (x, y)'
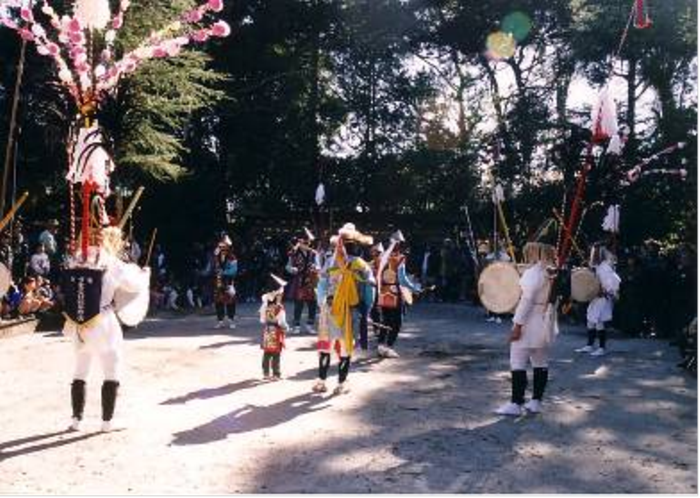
top-left (1, 39), bottom-right (28, 215)
top-left (145, 227), bottom-right (158, 267)
top-left (118, 186), bottom-right (146, 229)
top-left (0, 191), bottom-right (29, 233)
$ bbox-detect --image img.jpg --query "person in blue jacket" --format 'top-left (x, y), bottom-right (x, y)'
top-left (213, 234), bottom-right (238, 329)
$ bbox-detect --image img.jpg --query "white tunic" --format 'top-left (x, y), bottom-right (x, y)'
top-left (586, 260), bottom-right (621, 325)
top-left (63, 253), bottom-right (150, 355)
top-left (512, 263), bottom-right (558, 349)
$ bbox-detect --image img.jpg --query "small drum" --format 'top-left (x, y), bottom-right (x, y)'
top-left (570, 267), bottom-right (601, 303)
top-left (478, 262), bottom-right (521, 314)
top-left (0, 263), bottom-right (10, 298)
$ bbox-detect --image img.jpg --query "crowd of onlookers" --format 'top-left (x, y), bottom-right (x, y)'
top-left (0, 219), bottom-right (694, 343)
top-left (0, 219), bottom-right (62, 321)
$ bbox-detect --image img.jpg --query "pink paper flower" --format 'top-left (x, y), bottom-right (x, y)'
top-left (113, 13), bottom-right (123, 29)
top-left (211, 20), bottom-right (231, 37)
top-left (208, 0), bottom-right (224, 12)
top-left (124, 60), bottom-right (137, 73)
top-left (191, 29), bottom-right (210, 42)
top-left (58, 68), bottom-right (73, 83)
top-left (31, 24), bottom-right (46, 38)
top-left (20, 7), bottom-right (34, 22)
top-left (153, 46), bottom-right (168, 58)
top-left (18, 29), bottom-right (35, 41)
top-left (69, 17), bottom-right (81, 32)
top-left (70, 31), bottom-right (84, 44)
top-left (37, 45), bottom-right (50, 56)
top-left (165, 41), bottom-right (182, 57)
top-left (185, 9), bottom-right (204, 23)
top-left (1, 18), bottom-right (19, 30)
top-left (47, 43), bottom-right (60, 56)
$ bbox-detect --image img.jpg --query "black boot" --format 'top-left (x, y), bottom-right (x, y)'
top-left (335, 356), bottom-right (351, 394)
top-left (533, 368), bottom-right (549, 401)
top-left (338, 356), bottom-right (350, 384)
top-left (71, 380), bottom-right (86, 421)
top-left (511, 370), bottom-right (527, 405)
top-left (318, 352), bottom-right (331, 381)
top-left (587, 329), bottom-right (596, 347)
top-left (597, 329), bottom-right (607, 350)
top-left (101, 380), bottom-right (120, 422)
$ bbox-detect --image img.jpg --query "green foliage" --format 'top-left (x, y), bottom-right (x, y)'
top-left (0, 0), bottom-right (696, 265)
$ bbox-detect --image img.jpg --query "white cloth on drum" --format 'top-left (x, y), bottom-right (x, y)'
top-left (510, 346), bottom-right (550, 370)
top-left (512, 263), bottom-right (558, 349)
top-left (586, 261), bottom-right (620, 326)
top-left (63, 254), bottom-right (150, 381)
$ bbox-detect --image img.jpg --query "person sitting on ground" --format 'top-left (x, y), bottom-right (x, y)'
top-left (29, 244), bottom-right (51, 277)
top-left (2, 281), bottom-right (22, 319)
top-left (18, 276), bottom-right (54, 315)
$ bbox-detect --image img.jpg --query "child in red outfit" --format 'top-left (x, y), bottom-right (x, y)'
top-left (260, 276), bottom-right (289, 380)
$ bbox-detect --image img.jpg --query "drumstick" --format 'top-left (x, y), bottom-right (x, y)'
top-left (551, 209), bottom-right (586, 261)
top-left (367, 319), bottom-right (393, 331)
top-left (145, 227), bottom-right (158, 268)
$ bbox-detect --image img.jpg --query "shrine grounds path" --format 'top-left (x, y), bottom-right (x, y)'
top-left (0, 303), bottom-right (696, 493)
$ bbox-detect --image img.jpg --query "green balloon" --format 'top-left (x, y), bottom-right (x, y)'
top-left (501, 11), bottom-right (532, 42)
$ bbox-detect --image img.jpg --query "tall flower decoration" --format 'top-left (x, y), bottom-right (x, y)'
top-left (0, 0), bottom-right (231, 258)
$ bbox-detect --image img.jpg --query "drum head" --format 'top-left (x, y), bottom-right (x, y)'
top-left (478, 262), bottom-right (521, 314)
top-left (114, 286), bottom-right (150, 327)
top-left (0, 263), bottom-right (10, 298)
top-left (570, 267), bottom-right (600, 303)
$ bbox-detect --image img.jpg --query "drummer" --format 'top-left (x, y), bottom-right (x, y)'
top-left (575, 243), bottom-right (621, 357)
top-left (495, 242), bottom-right (558, 416)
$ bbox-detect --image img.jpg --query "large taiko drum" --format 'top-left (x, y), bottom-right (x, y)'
top-left (570, 267), bottom-right (600, 303)
top-left (0, 263), bottom-right (11, 299)
top-left (478, 262), bottom-right (521, 314)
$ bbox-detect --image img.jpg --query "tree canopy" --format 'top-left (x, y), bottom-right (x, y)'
top-left (0, 0), bottom-right (696, 268)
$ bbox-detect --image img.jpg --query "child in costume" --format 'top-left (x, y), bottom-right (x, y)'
top-left (576, 243), bottom-right (621, 357)
top-left (495, 242), bottom-right (558, 416)
top-left (259, 275), bottom-right (289, 380)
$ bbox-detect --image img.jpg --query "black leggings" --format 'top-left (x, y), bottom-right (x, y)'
top-left (378, 307), bottom-right (402, 347)
top-left (216, 300), bottom-right (236, 321)
top-left (587, 328), bottom-right (607, 348)
top-left (262, 352), bottom-right (281, 376)
top-left (293, 299), bottom-right (317, 326)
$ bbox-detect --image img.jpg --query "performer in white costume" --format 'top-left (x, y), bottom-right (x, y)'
top-left (63, 226), bottom-right (150, 432)
top-left (576, 243), bottom-right (621, 357)
top-left (496, 242), bottom-right (558, 416)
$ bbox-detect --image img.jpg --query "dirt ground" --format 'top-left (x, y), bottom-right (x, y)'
top-left (0, 303), bottom-right (696, 494)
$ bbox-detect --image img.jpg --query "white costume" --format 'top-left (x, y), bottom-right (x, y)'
top-left (496, 242), bottom-right (558, 417)
top-left (586, 260), bottom-right (621, 330)
top-left (64, 248), bottom-right (150, 431)
top-left (510, 262), bottom-right (557, 370)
